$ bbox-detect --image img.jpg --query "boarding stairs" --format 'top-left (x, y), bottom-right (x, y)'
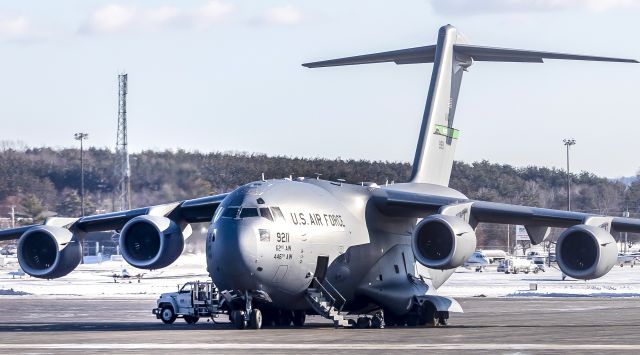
top-left (305, 277), bottom-right (349, 328)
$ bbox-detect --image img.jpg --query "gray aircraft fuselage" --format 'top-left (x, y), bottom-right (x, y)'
top-left (207, 178), bottom-right (465, 314)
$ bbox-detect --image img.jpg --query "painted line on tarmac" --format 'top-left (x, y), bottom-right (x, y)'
top-left (0, 343), bottom-right (638, 350)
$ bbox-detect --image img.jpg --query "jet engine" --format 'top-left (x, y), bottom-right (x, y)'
top-left (555, 224), bottom-right (617, 280)
top-left (17, 226), bottom-right (82, 279)
top-left (411, 214), bottom-right (476, 270)
top-left (119, 215), bottom-right (185, 270)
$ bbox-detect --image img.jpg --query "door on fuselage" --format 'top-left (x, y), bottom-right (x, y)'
top-left (312, 255), bottom-right (330, 287)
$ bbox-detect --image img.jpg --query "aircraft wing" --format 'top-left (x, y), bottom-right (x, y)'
top-left (373, 188), bottom-right (640, 244)
top-left (0, 193), bottom-right (228, 241)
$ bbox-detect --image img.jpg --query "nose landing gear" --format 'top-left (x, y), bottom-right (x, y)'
top-left (231, 291), bottom-right (259, 329)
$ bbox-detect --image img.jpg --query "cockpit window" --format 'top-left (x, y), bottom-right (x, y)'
top-left (259, 208), bottom-right (273, 221)
top-left (239, 208), bottom-right (259, 218)
top-left (271, 207), bottom-right (285, 221)
top-left (222, 207), bottom-right (240, 218)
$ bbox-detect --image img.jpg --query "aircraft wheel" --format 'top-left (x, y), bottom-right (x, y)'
top-left (292, 310), bottom-right (306, 327)
top-left (261, 308), bottom-right (276, 327)
top-left (160, 306), bottom-right (176, 324)
top-left (275, 310), bottom-right (292, 327)
top-left (371, 313), bottom-right (384, 329)
top-left (249, 309), bottom-right (263, 329)
top-left (405, 313), bottom-right (419, 327)
top-left (356, 316), bottom-right (371, 329)
top-left (383, 311), bottom-right (398, 327)
top-left (422, 303), bottom-right (438, 327)
top-left (232, 310), bottom-right (246, 330)
top-left (184, 315), bottom-right (199, 324)
top-left (437, 312), bottom-right (449, 326)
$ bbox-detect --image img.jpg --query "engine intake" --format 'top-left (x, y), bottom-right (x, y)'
top-left (119, 215), bottom-right (185, 269)
top-left (556, 224), bottom-right (617, 280)
top-left (412, 214), bottom-right (476, 270)
top-left (17, 226), bottom-right (82, 279)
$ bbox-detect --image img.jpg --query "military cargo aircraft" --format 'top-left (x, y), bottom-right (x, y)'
top-left (1, 24), bottom-right (638, 329)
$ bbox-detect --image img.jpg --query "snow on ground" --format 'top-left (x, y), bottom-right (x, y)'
top-left (0, 253), bottom-right (209, 298)
top-left (2, 254), bottom-right (640, 298)
top-left (438, 264), bottom-right (640, 298)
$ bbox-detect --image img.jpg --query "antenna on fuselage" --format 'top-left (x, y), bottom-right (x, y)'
top-left (261, 172), bottom-right (266, 182)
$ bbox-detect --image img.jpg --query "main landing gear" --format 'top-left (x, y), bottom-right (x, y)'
top-left (230, 291), bottom-right (307, 330)
top-left (383, 305), bottom-right (449, 327)
top-left (230, 308), bottom-right (307, 329)
top-left (353, 312), bottom-right (385, 329)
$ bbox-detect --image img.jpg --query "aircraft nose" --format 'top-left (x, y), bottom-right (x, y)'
top-left (210, 219), bottom-right (257, 290)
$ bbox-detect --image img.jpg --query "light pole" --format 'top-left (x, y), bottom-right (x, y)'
top-left (74, 132), bottom-right (89, 216)
top-left (563, 138), bottom-right (576, 211)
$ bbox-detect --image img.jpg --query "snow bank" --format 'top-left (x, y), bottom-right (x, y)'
top-left (0, 253), bottom-right (209, 298)
top-left (438, 264), bottom-right (640, 298)
top-left (2, 253), bottom-right (640, 299)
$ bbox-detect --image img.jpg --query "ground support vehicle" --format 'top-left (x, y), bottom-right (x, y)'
top-left (498, 258), bottom-right (538, 274)
top-left (153, 281), bottom-right (224, 324)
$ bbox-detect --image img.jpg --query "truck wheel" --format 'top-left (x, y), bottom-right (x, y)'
top-left (250, 309), bottom-right (263, 329)
top-left (292, 310), bottom-right (306, 327)
top-left (184, 316), bottom-right (199, 324)
top-left (160, 306), bottom-right (176, 324)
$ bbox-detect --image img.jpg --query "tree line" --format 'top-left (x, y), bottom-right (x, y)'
top-left (1, 145), bottom-right (638, 248)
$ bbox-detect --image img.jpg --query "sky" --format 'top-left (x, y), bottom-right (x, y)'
top-left (0, 0), bottom-right (639, 178)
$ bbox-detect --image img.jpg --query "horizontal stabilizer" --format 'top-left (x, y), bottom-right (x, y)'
top-left (303, 46), bottom-right (436, 67)
top-left (455, 44), bottom-right (639, 63)
top-left (303, 44), bottom-right (638, 68)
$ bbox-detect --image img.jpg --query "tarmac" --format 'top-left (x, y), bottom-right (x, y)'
top-left (0, 297), bottom-right (639, 354)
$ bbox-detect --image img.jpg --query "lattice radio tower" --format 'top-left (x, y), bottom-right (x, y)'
top-left (115, 73), bottom-right (131, 211)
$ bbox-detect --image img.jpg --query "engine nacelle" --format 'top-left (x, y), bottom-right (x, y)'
top-left (119, 215), bottom-right (185, 270)
top-left (411, 214), bottom-right (477, 270)
top-left (17, 226), bottom-right (82, 279)
top-left (556, 224), bottom-right (617, 280)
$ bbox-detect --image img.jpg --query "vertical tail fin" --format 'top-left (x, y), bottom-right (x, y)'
top-left (410, 25), bottom-right (467, 185)
top-left (303, 25), bottom-right (637, 186)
